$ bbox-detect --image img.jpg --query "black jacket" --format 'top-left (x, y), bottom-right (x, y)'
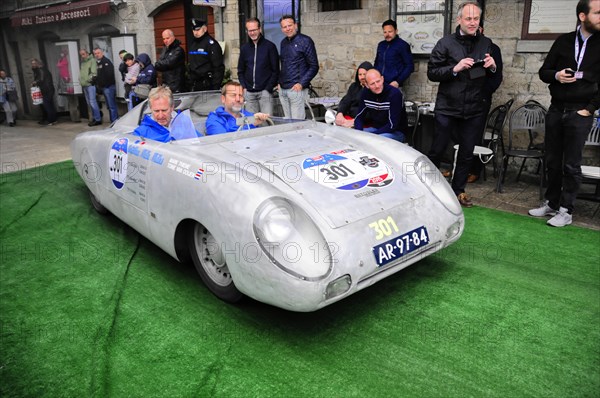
top-left (32, 66), bottom-right (55, 98)
top-left (95, 56), bottom-right (116, 89)
top-left (155, 39), bottom-right (186, 93)
top-left (337, 61), bottom-right (373, 118)
top-left (238, 35), bottom-right (279, 93)
top-left (427, 26), bottom-right (495, 118)
top-left (188, 33), bottom-right (224, 90)
top-left (539, 30), bottom-right (600, 113)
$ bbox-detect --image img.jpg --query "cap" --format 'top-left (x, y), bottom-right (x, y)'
top-left (191, 18), bottom-right (207, 30)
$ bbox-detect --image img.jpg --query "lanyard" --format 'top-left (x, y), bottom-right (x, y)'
top-left (574, 26), bottom-right (592, 71)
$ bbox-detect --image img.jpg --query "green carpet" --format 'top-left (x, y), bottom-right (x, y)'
top-left (1, 161), bottom-right (599, 397)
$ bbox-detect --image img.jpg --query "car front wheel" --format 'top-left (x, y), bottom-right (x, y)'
top-left (189, 223), bottom-right (243, 303)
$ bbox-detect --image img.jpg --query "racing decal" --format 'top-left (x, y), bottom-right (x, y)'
top-left (302, 149), bottom-right (394, 191)
top-left (369, 216), bottom-right (399, 240)
top-left (109, 138), bottom-right (128, 190)
top-left (167, 158), bottom-right (200, 180)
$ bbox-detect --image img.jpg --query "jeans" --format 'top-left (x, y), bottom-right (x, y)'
top-left (363, 127), bottom-right (405, 143)
top-left (245, 90), bottom-right (274, 115)
top-left (279, 88), bottom-right (308, 119)
top-left (428, 112), bottom-right (486, 195)
top-left (544, 105), bottom-right (593, 213)
top-left (83, 85), bottom-right (101, 122)
top-left (42, 92), bottom-right (57, 123)
top-left (2, 100), bottom-right (17, 123)
top-left (102, 84), bottom-right (119, 122)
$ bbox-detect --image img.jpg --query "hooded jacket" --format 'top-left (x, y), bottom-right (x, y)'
top-left (337, 61), bottom-right (373, 118)
top-left (427, 26), bottom-right (493, 118)
top-left (238, 35), bottom-right (280, 93)
top-left (205, 107), bottom-right (257, 135)
top-left (155, 38), bottom-right (186, 93)
top-left (135, 53), bottom-right (157, 86)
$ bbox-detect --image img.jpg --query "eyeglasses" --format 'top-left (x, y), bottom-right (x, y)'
top-left (246, 29), bottom-right (260, 33)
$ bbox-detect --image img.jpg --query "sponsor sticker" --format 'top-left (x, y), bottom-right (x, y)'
top-left (302, 149), bottom-right (394, 191)
top-left (109, 138), bottom-right (128, 189)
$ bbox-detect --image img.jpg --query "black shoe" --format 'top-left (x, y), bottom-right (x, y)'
top-left (9, 122), bottom-right (15, 127)
top-left (38, 120), bottom-right (46, 125)
top-left (88, 120), bottom-right (102, 127)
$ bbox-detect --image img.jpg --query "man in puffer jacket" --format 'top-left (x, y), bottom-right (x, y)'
top-left (426, 1), bottom-right (498, 208)
top-left (129, 53), bottom-right (157, 108)
top-left (155, 29), bottom-right (186, 93)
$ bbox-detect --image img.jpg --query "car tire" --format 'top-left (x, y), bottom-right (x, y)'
top-left (189, 223), bottom-right (243, 303)
top-left (89, 190), bottom-right (109, 214)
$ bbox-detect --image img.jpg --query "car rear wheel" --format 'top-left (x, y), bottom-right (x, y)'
top-left (89, 190), bottom-right (108, 214)
top-left (189, 223), bottom-right (243, 303)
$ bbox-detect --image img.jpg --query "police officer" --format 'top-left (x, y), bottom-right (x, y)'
top-left (188, 18), bottom-right (225, 91)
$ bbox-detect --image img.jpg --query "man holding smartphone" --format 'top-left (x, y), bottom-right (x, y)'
top-left (529, 0), bottom-right (600, 227)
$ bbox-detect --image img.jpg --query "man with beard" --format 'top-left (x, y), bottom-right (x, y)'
top-left (205, 81), bottom-right (270, 135)
top-left (155, 29), bottom-right (186, 93)
top-left (529, 0), bottom-right (600, 227)
top-left (188, 19), bottom-right (224, 91)
top-left (374, 19), bottom-right (414, 88)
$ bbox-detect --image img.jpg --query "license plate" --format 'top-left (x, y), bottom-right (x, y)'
top-left (372, 226), bottom-right (430, 267)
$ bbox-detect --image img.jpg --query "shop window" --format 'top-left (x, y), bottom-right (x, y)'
top-left (319, 0), bottom-right (361, 12)
top-left (53, 42), bottom-right (81, 95)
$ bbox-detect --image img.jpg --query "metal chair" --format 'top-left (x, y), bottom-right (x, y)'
top-left (404, 101), bottom-right (420, 147)
top-left (482, 99), bottom-right (514, 177)
top-left (496, 102), bottom-right (547, 199)
top-left (579, 115), bottom-right (600, 201)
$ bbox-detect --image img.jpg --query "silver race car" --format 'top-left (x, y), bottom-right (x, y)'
top-left (71, 91), bottom-right (464, 311)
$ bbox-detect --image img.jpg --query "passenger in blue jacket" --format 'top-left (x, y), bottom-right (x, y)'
top-left (374, 19), bottom-right (414, 88)
top-left (206, 81), bottom-right (270, 135)
top-left (278, 15), bottom-right (319, 120)
top-left (238, 17), bottom-right (280, 115)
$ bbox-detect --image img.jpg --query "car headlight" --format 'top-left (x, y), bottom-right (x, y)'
top-left (253, 197), bottom-right (332, 280)
top-left (414, 156), bottom-right (462, 215)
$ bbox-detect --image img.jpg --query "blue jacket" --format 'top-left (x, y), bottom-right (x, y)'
top-left (374, 36), bottom-right (414, 86)
top-left (354, 84), bottom-right (407, 137)
top-left (279, 33), bottom-right (319, 89)
top-left (132, 110), bottom-right (199, 142)
top-left (133, 115), bottom-right (172, 142)
top-left (238, 35), bottom-right (280, 93)
top-left (205, 107), bottom-right (257, 135)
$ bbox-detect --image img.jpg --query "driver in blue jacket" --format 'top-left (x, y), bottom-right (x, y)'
top-left (133, 86), bottom-right (199, 142)
top-left (205, 81), bottom-right (270, 135)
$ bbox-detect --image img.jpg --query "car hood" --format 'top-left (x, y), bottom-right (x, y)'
top-left (217, 126), bottom-right (425, 228)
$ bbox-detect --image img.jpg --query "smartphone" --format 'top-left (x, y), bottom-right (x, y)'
top-left (472, 60), bottom-right (485, 68)
top-left (565, 69), bottom-right (575, 77)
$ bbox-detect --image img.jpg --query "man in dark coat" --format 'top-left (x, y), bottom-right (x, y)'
top-left (188, 19), bottom-right (224, 92)
top-left (155, 29), bottom-right (186, 93)
top-left (93, 48), bottom-right (119, 122)
top-left (427, 1), bottom-right (498, 208)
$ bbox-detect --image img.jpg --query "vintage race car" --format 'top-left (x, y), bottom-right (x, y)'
top-left (71, 91), bottom-right (464, 312)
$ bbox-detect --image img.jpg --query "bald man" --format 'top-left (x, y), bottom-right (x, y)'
top-left (353, 69), bottom-right (407, 142)
top-left (155, 29), bottom-right (186, 92)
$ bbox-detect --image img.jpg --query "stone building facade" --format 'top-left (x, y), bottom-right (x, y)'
top-left (0, 0), bottom-right (597, 166)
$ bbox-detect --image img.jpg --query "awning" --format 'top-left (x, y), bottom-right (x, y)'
top-left (10, 0), bottom-right (111, 28)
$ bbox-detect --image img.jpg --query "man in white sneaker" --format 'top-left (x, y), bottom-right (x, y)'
top-left (529, 0), bottom-right (600, 227)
